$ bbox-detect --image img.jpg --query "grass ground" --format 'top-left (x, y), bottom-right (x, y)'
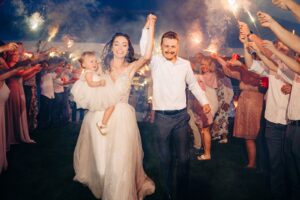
top-left (0, 122), bottom-right (271, 200)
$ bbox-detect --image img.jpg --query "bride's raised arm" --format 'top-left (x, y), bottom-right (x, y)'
top-left (129, 14), bottom-right (156, 78)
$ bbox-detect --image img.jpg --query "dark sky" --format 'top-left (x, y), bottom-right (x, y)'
top-left (0, 0), bottom-right (299, 50)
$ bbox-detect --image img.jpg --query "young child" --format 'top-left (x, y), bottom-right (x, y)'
top-left (71, 51), bottom-right (117, 135)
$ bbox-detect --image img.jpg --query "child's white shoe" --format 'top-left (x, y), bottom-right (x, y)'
top-left (96, 122), bottom-right (108, 135)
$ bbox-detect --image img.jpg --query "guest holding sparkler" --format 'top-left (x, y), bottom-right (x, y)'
top-left (240, 21), bottom-right (292, 200)
top-left (3, 43), bottom-right (41, 150)
top-left (0, 42), bottom-right (29, 174)
top-left (211, 52), bottom-right (264, 170)
top-left (257, 11), bottom-right (300, 53)
top-left (272, 0), bottom-right (300, 22)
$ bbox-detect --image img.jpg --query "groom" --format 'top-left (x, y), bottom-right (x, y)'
top-left (140, 28), bottom-right (211, 200)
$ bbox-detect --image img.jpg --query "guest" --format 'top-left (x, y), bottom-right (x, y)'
top-left (212, 53), bottom-right (264, 169)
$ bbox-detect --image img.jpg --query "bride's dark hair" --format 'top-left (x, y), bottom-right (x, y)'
top-left (101, 33), bottom-right (136, 72)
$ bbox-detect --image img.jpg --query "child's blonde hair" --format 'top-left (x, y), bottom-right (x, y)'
top-left (78, 51), bottom-right (96, 69)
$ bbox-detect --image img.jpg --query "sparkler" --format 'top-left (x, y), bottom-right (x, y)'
top-left (24, 52), bottom-right (33, 59)
top-left (47, 25), bottom-right (59, 42)
top-left (49, 51), bottom-right (59, 57)
top-left (28, 12), bottom-right (44, 31)
top-left (227, 0), bottom-right (240, 20)
top-left (189, 31), bottom-right (202, 46)
top-left (203, 39), bottom-right (219, 54)
top-left (244, 8), bottom-right (261, 36)
top-left (69, 52), bottom-right (81, 62)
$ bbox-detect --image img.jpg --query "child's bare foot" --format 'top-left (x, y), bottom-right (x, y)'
top-left (96, 122), bottom-right (108, 135)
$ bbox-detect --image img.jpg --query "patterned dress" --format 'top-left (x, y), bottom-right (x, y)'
top-left (212, 71), bottom-right (234, 138)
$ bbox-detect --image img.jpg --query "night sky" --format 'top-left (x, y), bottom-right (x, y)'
top-left (0, 0), bottom-right (299, 50)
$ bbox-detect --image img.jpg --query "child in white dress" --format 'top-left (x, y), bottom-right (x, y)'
top-left (71, 51), bottom-right (116, 135)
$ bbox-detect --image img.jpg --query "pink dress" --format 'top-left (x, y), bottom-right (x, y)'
top-left (0, 82), bottom-right (10, 173)
top-left (222, 65), bottom-right (263, 139)
top-left (5, 77), bottom-right (34, 150)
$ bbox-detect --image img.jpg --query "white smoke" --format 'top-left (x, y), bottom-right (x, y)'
top-left (11, 0), bottom-right (27, 16)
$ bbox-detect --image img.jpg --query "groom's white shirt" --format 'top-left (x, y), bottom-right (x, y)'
top-left (140, 28), bottom-right (209, 111)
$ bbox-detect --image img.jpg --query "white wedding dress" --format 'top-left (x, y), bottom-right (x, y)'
top-left (73, 67), bottom-right (155, 200)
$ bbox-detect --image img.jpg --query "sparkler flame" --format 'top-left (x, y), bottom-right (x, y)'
top-left (189, 32), bottom-right (202, 46)
top-left (24, 52), bottom-right (33, 59)
top-left (49, 51), bottom-right (58, 57)
top-left (69, 52), bottom-right (81, 62)
top-left (227, 0), bottom-right (240, 18)
top-left (47, 25), bottom-right (59, 42)
top-left (204, 40), bottom-right (219, 54)
top-left (28, 12), bottom-right (44, 31)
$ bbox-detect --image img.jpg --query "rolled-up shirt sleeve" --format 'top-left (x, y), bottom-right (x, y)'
top-left (186, 63), bottom-right (209, 106)
top-left (249, 60), bottom-right (269, 76)
top-left (277, 64), bottom-right (295, 85)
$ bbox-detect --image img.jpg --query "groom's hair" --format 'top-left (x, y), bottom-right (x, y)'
top-left (78, 51), bottom-right (96, 68)
top-left (161, 31), bottom-right (179, 45)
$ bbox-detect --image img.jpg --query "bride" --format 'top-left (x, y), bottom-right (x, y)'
top-left (73, 14), bottom-right (156, 200)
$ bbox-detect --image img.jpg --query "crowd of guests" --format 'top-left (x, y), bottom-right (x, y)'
top-left (187, 1), bottom-right (300, 199)
top-left (0, 43), bottom-right (85, 174)
top-left (0, 0), bottom-right (299, 199)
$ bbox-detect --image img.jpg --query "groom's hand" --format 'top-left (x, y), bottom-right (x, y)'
top-left (202, 104), bottom-right (211, 114)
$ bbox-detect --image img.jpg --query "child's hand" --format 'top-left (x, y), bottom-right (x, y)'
top-left (99, 79), bottom-right (106, 86)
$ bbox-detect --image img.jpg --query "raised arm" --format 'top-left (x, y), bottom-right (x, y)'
top-left (0, 68), bottom-right (20, 81)
top-left (17, 64), bottom-right (42, 78)
top-left (129, 14), bottom-right (156, 78)
top-left (247, 42), bottom-right (278, 72)
top-left (262, 40), bottom-right (300, 74)
top-left (272, 0), bottom-right (300, 22)
top-left (211, 53), bottom-right (241, 80)
top-left (238, 21), bottom-right (253, 68)
top-left (257, 11), bottom-right (300, 53)
top-left (0, 42), bottom-right (18, 53)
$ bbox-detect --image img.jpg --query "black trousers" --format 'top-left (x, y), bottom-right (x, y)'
top-left (154, 109), bottom-right (190, 200)
top-left (23, 85), bottom-right (32, 115)
top-left (265, 120), bottom-right (287, 200)
top-left (38, 95), bottom-right (54, 128)
top-left (284, 124), bottom-right (300, 200)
